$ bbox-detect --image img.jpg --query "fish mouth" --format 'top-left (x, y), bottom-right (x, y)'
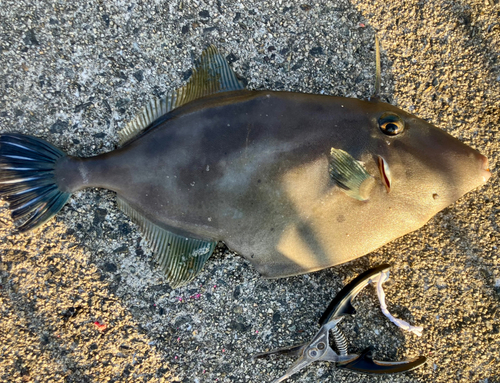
top-left (377, 155), bottom-right (391, 193)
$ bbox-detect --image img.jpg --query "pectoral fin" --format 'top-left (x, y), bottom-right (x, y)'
top-left (117, 197), bottom-right (216, 288)
top-left (329, 148), bottom-right (375, 201)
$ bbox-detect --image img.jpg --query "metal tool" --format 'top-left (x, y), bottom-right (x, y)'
top-left (254, 264), bottom-right (426, 382)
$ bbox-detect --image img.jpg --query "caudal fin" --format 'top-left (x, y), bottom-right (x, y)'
top-left (0, 133), bottom-right (71, 232)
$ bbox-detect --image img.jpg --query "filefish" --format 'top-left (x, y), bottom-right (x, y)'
top-left (0, 46), bottom-right (490, 287)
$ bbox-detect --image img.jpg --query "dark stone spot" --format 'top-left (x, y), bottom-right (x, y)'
top-left (432, 193), bottom-right (439, 200)
top-left (336, 215), bottom-right (345, 223)
top-left (94, 208), bottom-right (107, 224)
top-left (14, 109), bottom-right (24, 117)
top-left (113, 245), bottom-right (128, 255)
top-left (175, 315), bottom-right (192, 327)
top-left (199, 10), bottom-right (210, 18)
top-left (74, 102), bottom-right (92, 113)
top-left (257, 179), bottom-right (261, 183)
top-left (0, 111), bottom-right (8, 117)
top-left (291, 59), bottom-right (304, 70)
top-left (61, 307), bottom-right (75, 319)
top-left (309, 46), bottom-right (323, 56)
top-left (72, 138), bottom-right (80, 144)
top-left (90, 343), bottom-right (98, 350)
top-left (283, 6), bottom-right (292, 13)
top-left (272, 312), bottom-right (281, 323)
top-left (229, 320), bottom-right (250, 332)
top-left (119, 222), bottom-right (131, 236)
top-left (102, 14), bottom-right (110, 27)
top-left (103, 262), bottom-right (117, 273)
top-left (226, 53), bottom-right (238, 64)
top-left (203, 26), bottom-right (217, 34)
top-left (49, 119), bottom-right (68, 134)
top-left (133, 70), bottom-right (144, 82)
top-left (268, 46), bottom-right (276, 52)
top-left (116, 71), bottom-right (128, 80)
top-left (159, 307), bottom-right (165, 316)
top-left (181, 25), bottom-right (189, 34)
top-left (49, 18), bottom-right (59, 25)
top-left (233, 12), bottom-right (241, 22)
top-left (93, 132), bottom-right (106, 139)
top-left (24, 29), bottom-right (39, 46)
top-left (233, 285), bottom-right (241, 299)
top-left (40, 334), bottom-right (50, 345)
top-left (300, 4), bottom-right (312, 11)
top-left (115, 98), bottom-right (130, 109)
top-left (182, 69), bottom-right (192, 81)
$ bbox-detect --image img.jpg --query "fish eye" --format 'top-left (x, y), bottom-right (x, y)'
top-left (378, 113), bottom-right (404, 136)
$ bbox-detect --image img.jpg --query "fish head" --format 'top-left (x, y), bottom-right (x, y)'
top-left (364, 101), bottom-right (490, 218)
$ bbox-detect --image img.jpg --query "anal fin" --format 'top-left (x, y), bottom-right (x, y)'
top-left (117, 197), bottom-right (216, 288)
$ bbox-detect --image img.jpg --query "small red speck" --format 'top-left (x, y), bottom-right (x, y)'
top-left (94, 321), bottom-right (107, 332)
top-left (222, 349), bottom-right (225, 352)
top-left (203, 370), bottom-right (206, 373)
top-left (255, 330), bottom-right (259, 334)
top-left (213, 285), bottom-right (217, 289)
top-left (177, 337), bottom-right (180, 342)
top-left (178, 297), bottom-right (183, 302)
top-left (359, 23), bottom-right (365, 27)
top-left (175, 356), bottom-right (178, 359)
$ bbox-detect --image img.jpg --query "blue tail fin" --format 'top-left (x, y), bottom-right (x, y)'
top-left (0, 133), bottom-right (71, 232)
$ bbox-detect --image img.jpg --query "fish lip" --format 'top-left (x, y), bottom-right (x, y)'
top-left (377, 155), bottom-right (391, 193)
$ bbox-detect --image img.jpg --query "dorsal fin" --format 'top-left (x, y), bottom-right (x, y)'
top-left (118, 45), bottom-right (244, 145)
top-left (117, 197), bottom-right (216, 288)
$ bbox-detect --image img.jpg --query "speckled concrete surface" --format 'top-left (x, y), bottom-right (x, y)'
top-left (0, 1), bottom-right (498, 382)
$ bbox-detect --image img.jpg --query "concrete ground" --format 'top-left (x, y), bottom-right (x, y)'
top-left (0, 0), bottom-right (498, 382)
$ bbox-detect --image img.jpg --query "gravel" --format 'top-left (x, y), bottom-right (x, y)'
top-left (0, 0), bottom-right (499, 382)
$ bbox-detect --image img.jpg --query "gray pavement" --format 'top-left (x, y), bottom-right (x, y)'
top-left (0, 1), bottom-right (498, 382)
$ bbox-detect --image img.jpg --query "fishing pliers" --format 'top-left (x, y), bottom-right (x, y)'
top-left (254, 264), bottom-right (426, 382)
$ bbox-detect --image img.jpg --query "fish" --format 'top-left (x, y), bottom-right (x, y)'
top-left (0, 45), bottom-right (491, 287)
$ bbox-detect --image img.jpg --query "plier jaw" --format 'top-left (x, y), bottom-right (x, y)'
top-left (254, 264), bottom-right (426, 382)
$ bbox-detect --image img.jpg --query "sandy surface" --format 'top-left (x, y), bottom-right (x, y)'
top-left (0, 0), bottom-right (499, 382)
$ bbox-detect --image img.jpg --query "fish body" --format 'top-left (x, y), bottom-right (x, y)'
top-left (0, 47), bottom-right (490, 285)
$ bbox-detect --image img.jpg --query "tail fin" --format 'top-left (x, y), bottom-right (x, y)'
top-left (0, 133), bottom-right (71, 232)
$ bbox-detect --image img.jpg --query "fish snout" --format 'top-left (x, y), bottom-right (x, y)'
top-left (478, 154), bottom-right (491, 183)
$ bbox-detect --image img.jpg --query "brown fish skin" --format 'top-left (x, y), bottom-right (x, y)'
top-left (54, 89), bottom-right (490, 278)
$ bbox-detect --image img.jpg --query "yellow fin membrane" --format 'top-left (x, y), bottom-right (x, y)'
top-left (329, 148), bottom-right (375, 201)
top-left (117, 197), bottom-right (216, 288)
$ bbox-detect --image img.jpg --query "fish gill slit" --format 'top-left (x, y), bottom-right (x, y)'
top-left (377, 155), bottom-right (391, 193)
